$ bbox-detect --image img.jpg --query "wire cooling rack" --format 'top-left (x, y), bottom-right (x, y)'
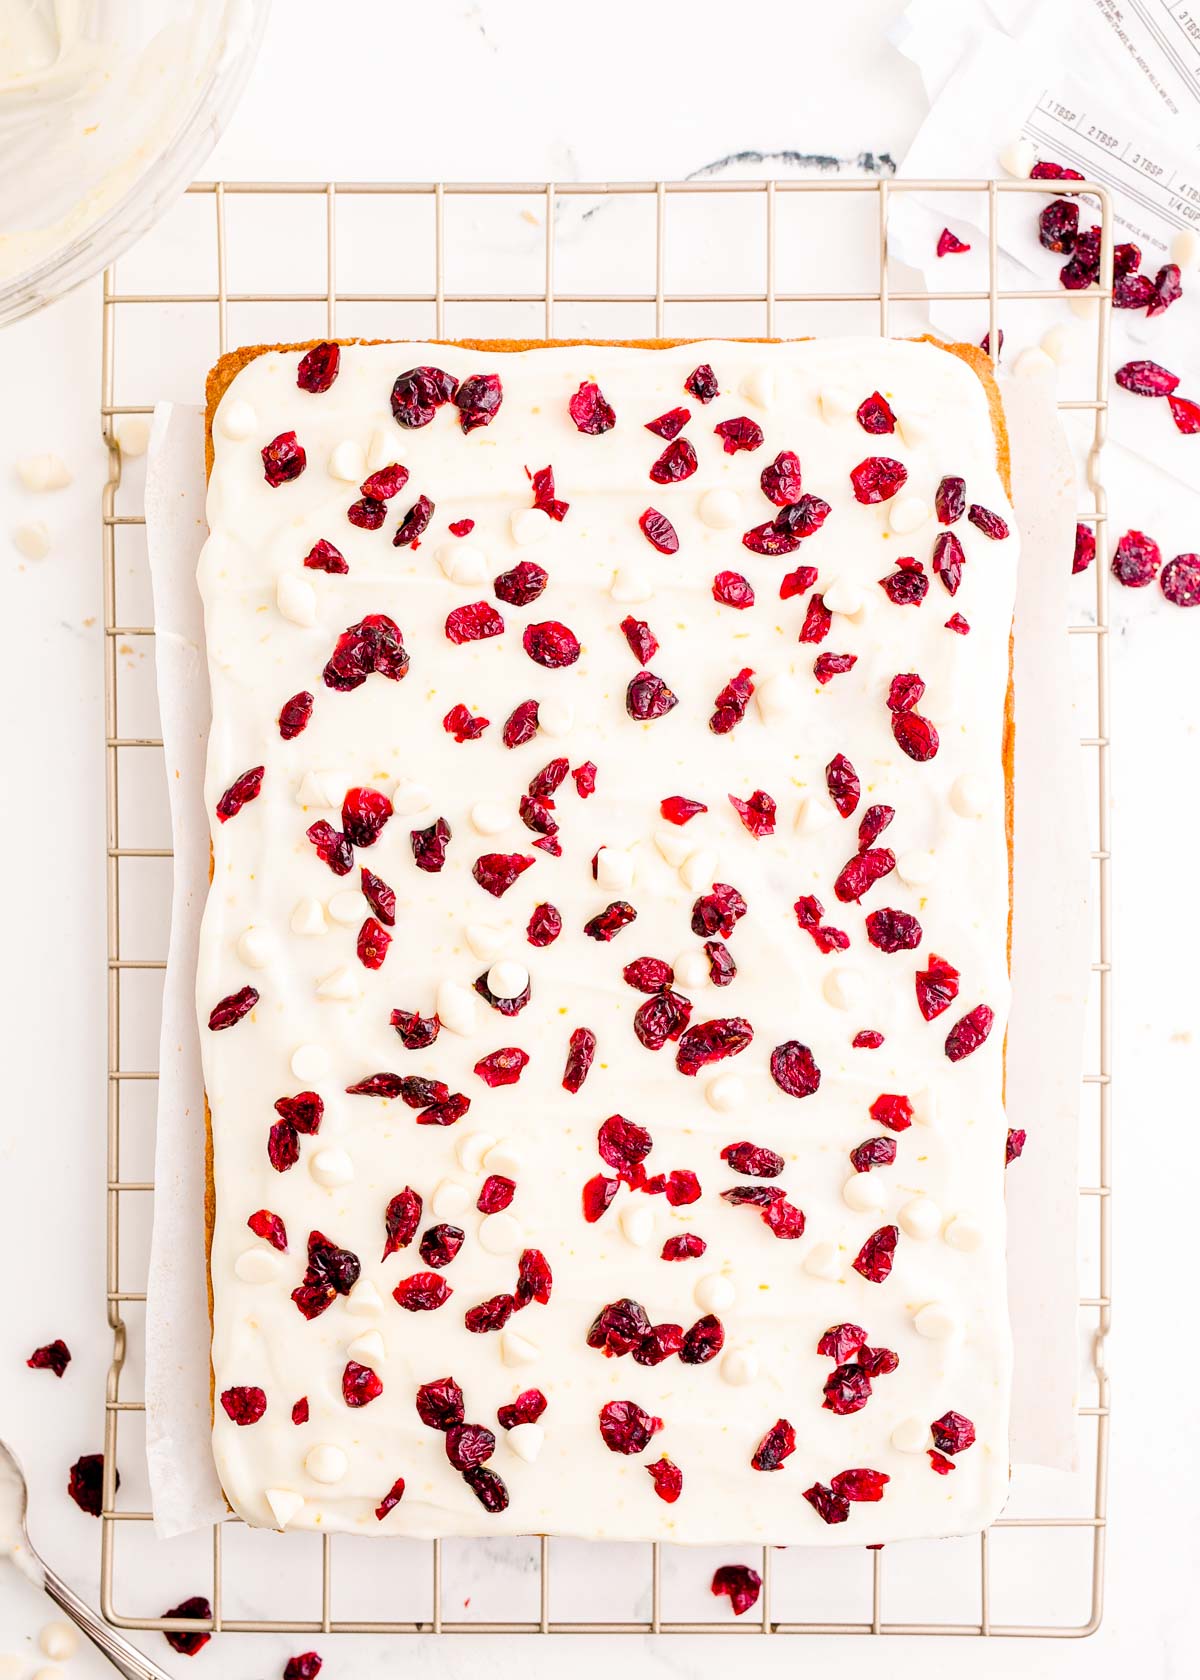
top-left (98, 176), bottom-right (1112, 1643)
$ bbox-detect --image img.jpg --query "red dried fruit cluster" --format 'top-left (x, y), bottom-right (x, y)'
top-left (793, 893), bottom-right (849, 954)
top-left (728, 789), bottom-right (775, 836)
top-left (530, 464), bottom-right (568, 522)
top-left (443, 701), bottom-right (489, 741)
top-left (709, 666), bottom-right (754, 734)
top-left (390, 1008), bottom-right (440, 1048)
top-left (804, 1467), bottom-right (889, 1524)
top-left (497, 1387), bottom-right (547, 1430)
top-left (324, 614), bottom-right (409, 690)
top-left (267, 1090), bottom-right (322, 1172)
top-left (219, 1383), bottom-right (267, 1425)
top-left (870, 1092), bottom-right (913, 1132)
top-left (647, 1457), bottom-right (683, 1504)
top-left (292, 1229), bottom-right (361, 1320)
top-left (473, 852), bottom-right (533, 897)
top-left (721, 1185), bottom-right (805, 1240)
top-left (1111, 528), bottom-right (1161, 589)
top-left (816, 1322), bottom-right (899, 1415)
top-left (525, 619), bottom-right (580, 668)
top-left (391, 365), bottom-right (458, 428)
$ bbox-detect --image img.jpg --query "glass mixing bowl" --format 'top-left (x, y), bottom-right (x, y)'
top-left (0, 0), bottom-right (270, 327)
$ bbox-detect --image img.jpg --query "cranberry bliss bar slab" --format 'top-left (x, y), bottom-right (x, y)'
top-left (197, 337), bottom-right (1016, 1543)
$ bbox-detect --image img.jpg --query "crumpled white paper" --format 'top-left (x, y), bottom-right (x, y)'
top-left (142, 370), bottom-right (1087, 1538)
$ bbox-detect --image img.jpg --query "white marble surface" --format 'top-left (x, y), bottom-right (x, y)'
top-left (0, 0), bottom-right (1196, 1675)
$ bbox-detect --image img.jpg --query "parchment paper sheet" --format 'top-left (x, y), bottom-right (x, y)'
top-left (143, 375), bottom-right (1088, 1539)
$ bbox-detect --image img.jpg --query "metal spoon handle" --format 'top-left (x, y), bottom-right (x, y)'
top-left (43, 1567), bottom-right (176, 1680)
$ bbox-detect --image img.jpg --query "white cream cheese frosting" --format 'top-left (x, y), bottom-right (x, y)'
top-left (198, 337), bottom-right (1016, 1544)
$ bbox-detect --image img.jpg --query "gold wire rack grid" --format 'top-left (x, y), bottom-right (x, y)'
top-left (99, 176), bottom-right (1112, 1642)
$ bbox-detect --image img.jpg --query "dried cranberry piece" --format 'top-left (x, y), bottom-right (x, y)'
top-left (207, 984), bottom-right (259, 1031)
top-left (470, 852), bottom-right (532, 898)
top-left (1169, 396), bottom-right (1200, 434)
top-left (945, 1003), bottom-right (994, 1061)
top-left (833, 1467), bottom-right (890, 1503)
top-left (823, 1363), bottom-right (872, 1415)
top-left (685, 363), bottom-right (719, 402)
top-left (690, 882), bottom-right (747, 938)
top-left (409, 816), bottom-right (451, 873)
top-left (856, 391), bottom-right (896, 434)
top-left (67, 1453), bottom-right (112, 1517)
top-left (1162, 554), bottom-right (1200, 606)
top-left (850, 456), bottom-right (907, 504)
top-left (869, 1093), bottom-right (913, 1132)
top-left (1067, 522), bottom-right (1095, 576)
top-left (493, 560), bottom-right (549, 609)
top-left (797, 897), bottom-right (845, 949)
top-left (342, 1361), bottom-right (384, 1408)
top-left (1031, 160), bottom-right (1084, 179)
top-left (813, 651), bottom-right (857, 684)
top-left (474, 1048), bottom-right (529, 1087)
top-left (323, 613), bottom-right (409, 691)
top-left (879, 558), bottom-right (929, 607)
top-left (216, 764), bottom-right (263, 823)
top-left (416, 1376), bottom-right (465, 1431)
top-left (634, 987), bottom-right (697, 1050)
top-left (497, 1388), bottom-right (547, 1429)
top-left (646, 406), bottom-right (691, 439)
top-left (598, 1114), bottom-right (654, 1172)
top-left (709, 666), bottom-right (755, 734)
top-left (1006, 1128), bottom-right (1027, 1166)
top-left (623, 957), bottom-right (675, 992)
top-left (463, 1464), bottom-right (510, 1512)
top-left (582, 900), bottom-right (635, 942)
top-left (644, 1457), bottom-right (683, 1504)
top-left (27, 1338), bottom-right (71, 1377)
top-left (711, 1563), bottom-right (761, 1616)
top-left (283, 1653), bottom-right (324, 1680)
top-left (857, 1346), bottom-right (899, 1379)
top-left (1038, 198), bottom-right (1079, 253)
top-left (582, 1173), bottom-right (619, 1223)
top-left (475, 969), bottom-right (532, 1016)
top-left (798, 591), bottom-right (832, 644)
top-left (1113, 272), bottom-right (1156, 309)
top-left (728, 790), bottom-right (775, 836)
top-left (390, 1008), bottom-right (440, 1048)
top-left (715, 416), bottom-right (764, 454)
top-left (850, 1136), bottom-right (897, 1174)
top-left (853, 1029), bottom-right (885, 1048)
top-left (267, 1122), bottom-right (299, 1172)
top-left (633, 1323), bottom-right (684, 1366)
top-left (297, 341), bottom-right (340, 393)
top-left (1148, 262), bottom-right (1183, 317)
top-left (816, 1323), bottom-right (867, 1362)
top-left (932, 475), bottom-right (965, 526)
top-left (932, 530), bottom-right (964, 595)
top-left (374, 1480), bottom-right (405, 1521)
top-left (759, 449), bottom-right (802, 506)
top-left (476, 1176), bottom-right (516, 1216)
top-left (639, 508), bottom-right (680, 554)
top-left (713, 570), bottom-right (755, 609)
top-left (392, 1272), bottom-right (453, 1312)
top-left (659, 795), bottom-right (705, 826)
top-left (304, 537), bottom-right (348, 574)
top-left (834, 846), bottom-right (895, 904)
top-left (662, 1233), bottom-right (707, 1260)
top-left (523, 619), bottom-right (580, 668)
top-left (968, 503), bottom-right (1009, 541)
top-left (945, 612), bottom-right (970, 634)
top-left (665, 1169), bottom-right (701, 1206)
top-left (751, 1418), bottom-right (795, 1471)
top-left (291, 1397), bottom-right (309, 1425)
top-left (443, 702), bottom-right (489, 743)
top-left (278, 690), bottom-right (315, 741)
top-left (304, 820), bottom-right (351, 877)
top-left (569, 381), bottom-right (616, 434)
top-left (530, 464), bottom-right (569, 522)
top-left (722, 1186), bottom-right (783, 1209)
top-left (649, 437), bottom-right (698, 483)
top-left (445, 1422), bottom-right (496, 1471)
top-left (347, 496), bottom-right (386, 530)
top-left (853, 1225), bottom-right (898, 1283)
top-left (915, 953), bottom-right (959, 1020)
top-left (519, 904), bottom-right (560, 954)
top-left (416, 1092), bottom-right (471, 1128)
top-left (866, 907), bottom-right (922, 953)
top-left (446, 600), bottom-right (505, 643)
top-left (340, 785), bottom-right (391, 848)
top-left (162, 1597), bottom-right (212, 1655)
top-left (680, 1314), bottom-right (724, 1365)
top-left (455, 373), bottom-right (503, 432)
top-left (391, 365), bottom-right (459, 428)
top-left (217, 1385), bottom-right (266, 1426)
top-left (931, 1411), bottom-right (976, 1455)
top-left (780, 564), bottom-right (819, 599)
top-left (352, 867), bottom-right (394, 929)
top-left (705, 940), bottom-right (736, 986)
top-left (676, 1016), bottom-right (753, 1075)
top-left (598, 1400), bottom-right (662, 1455)
top-left (465, 1292), bottom-right (516, 1333)
top-left (826, 753), bottom-right (860, 818)
top-left (1112, 529), bottom-right (1161, 588)
top-left (769, 1041), bottom-right (821, 1099)
top-left (262, 431), bottom-right (306, 486)
top-left (518, 793), bottom-right (557, 839)
top-left (620, 669), bottom-right (680, 725)
top-left (292, 1230), bottom-right (361, 1319)
top-left (720, 1141), bottom-right (783, 1179)
top-left (587, 1298), bottom-right (651, 1357)
top-left (892, 710), bottom-right (940, 762)
top-left (856, 805), bottom-right (894, 852)
top-left (742, 519), bottom-right (802, 558)
top-left (777, 494), bottom-right (831, 538)
top-left (1115, 359), bottom-right (1180, 398)
top-left (382, 1189), bottom-right (422, 1258)
top-left (275, 1089), bottom-right (322, 1131)
top-left (936, 227), bottom-right (970, 256)
top-left (928, 1450), bottom-right (956, 1475)
top-left (417, 1223), bottom-right (464, 1270)
top-left (356, 917), bottom-right (391, 969)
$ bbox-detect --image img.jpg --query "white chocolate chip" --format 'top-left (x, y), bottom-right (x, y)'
top-left (16, 453), bottom-right (71, 492)
top-left (236, 926), bottom-right (271, 968)
top-left (890, 1416), bottom-right (931, 1454)
top-left (910, 1087), bottom-right (938, 1129)
top-left (803, 1241), bottom-right (841, 1280)
top-left (695, 486), bottom-right (741, 533)
top-left (944, 1214), bottom-right (983, 1252)
top-left (431, 1178), bottom-right (472, 1219)
top-left (346, 1329), bottom-right (386, 1365)
top-left (13, 521), bottom-right (50, 559)
top-left (654, 827), bottom-right (693, 867)
top-left (327, 890), bottom-right (363, 926)
top-left (842, 1173), bottom-right (888, 1213)
top-left (435, 540), bottom-right (488, 585)
top-left (455, 1132), bottom-right (496, 1173)
top-left (537, 696), bottom-right (574, 738)
top-left (487, 959), bottom-right (529, 999)
top-left (483, 1138), bottom-right (524, 1177)
top-left (478, 1212), bottom-right (524, 1255)
top-left (720, 1347), bottom-right (759, 1386)
top-left (611, 566), bottom-right (654, 604)
top-left (117, 417), bottom-right (151, 457)
top-left (819, 386), bottom-right (854, 422)
top-left (266, 1487), bottom-right (305, 1528)
top-left (366, 428), bottom-right (398, 472)
top-left (1041, 322), bottom-right (1082, 364)
top-left (218, 398), bottom-right (257, 440)
top-left (1015, 346), bottom-right (1056, 379)
top-left (679, 848), bottom-right (719, 892)
top-left (295, 768), bottom-right (342, 808)
top-left (506, 1421), bottom-right (545, 1461)
top-left (234, 1249), bottom-right (281, 1285)
top-left (435, 978), bottom-right (477, 1035)
top-left (316, 966), bottom-right (359, 1002)
top-left (305, 1444), bottom-right (349, 1485)
top-left (619, 1200), bottom-right (655, 1247)
top-left (500, 1328), bottom-right (540, 1367)
top-left (465, 923), bottom-right (505, 962)
top-left (895, 849), bottom-right (935, 887)
top-left (705, 1072), bottom-right (745, 1112)
top-left (739, 365), bottom-right (775, 408)
top-left (391, 777), bottom-right (432, 815)
top-left (345, 1280), bottom-right (383, 1316)
top-left (596, 846), bottom-right (636, 891)
top-left (277, 573), bottom-right (317, 627)
top-left (310, 1147), bottom-right (355, 1189)
top-left (821, 576), bottom-right (863, 616)
top-left (795, 795), bottom-right (833, 835)
top-left (694, 1273), bottom-right (735, 1313)
top-left (328, 439), bottom-right (367, 483)
top-left (511, 507), bottom-right (551, 545)
top-left (912, 1301), bottom-right (958, 1340)
top-left (755, 671), bottom-right (798, 723)
top-left (898, 1197), bottom-right (941, 1240)
top-left (1171, 228), bottom-right (1200, 270)
top-left (38, 1623), bottom-right (79, 1661)
top-left (1069, 293), bottom-right (1101, 319)
top-left (823, 967), bottom-right (863, 1012)
top-left (470, 800), bottom-right (511, 836)
top-left (291, 1043), bottom-right (330, 1082)
top-left (888, 494), bottom-right (929, 535)
top-left (897, 409), bottom-right (930, 447)
top-left (998, 136), bottom-right (1037, 178)
top-left (672, 948), bottom-right (710, 990)
top-left (949, 773), bottom-right (989, 819)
